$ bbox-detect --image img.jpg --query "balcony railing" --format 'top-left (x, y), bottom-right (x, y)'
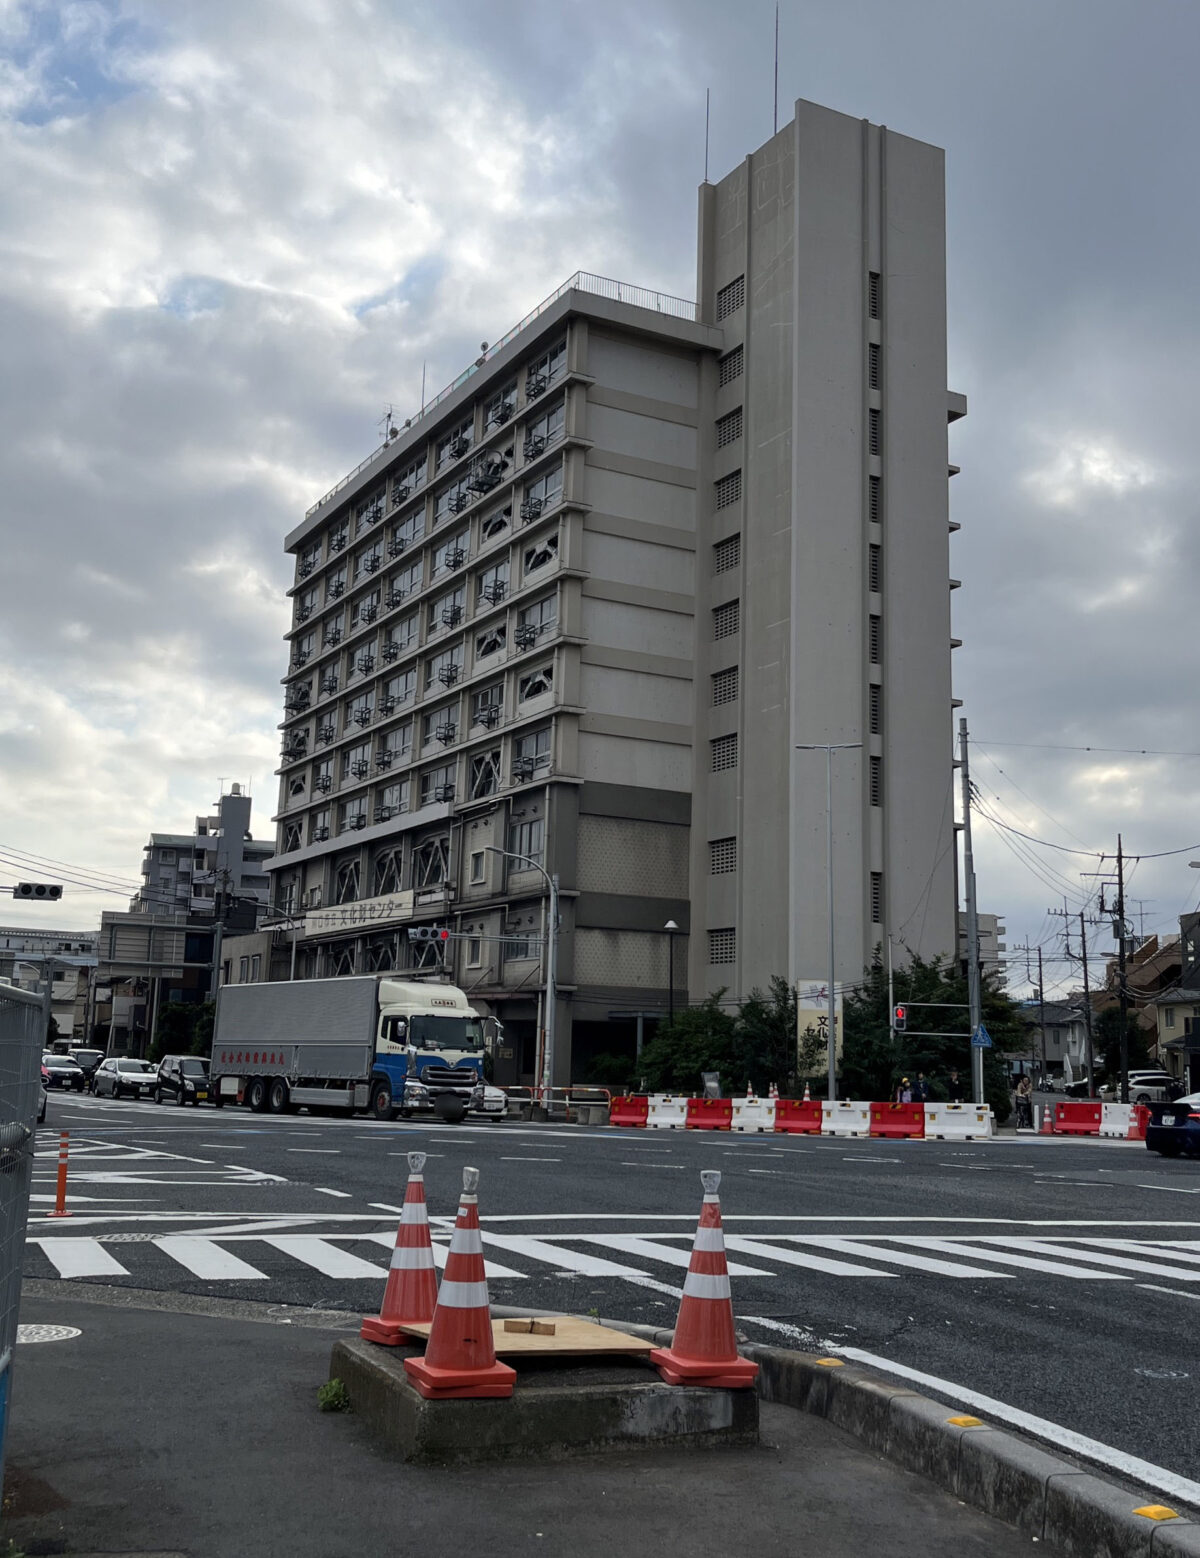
top-left (305, 272), bottom-right (696, 518)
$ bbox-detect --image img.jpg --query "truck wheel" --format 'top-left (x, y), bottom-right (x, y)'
top-left (246, 1077), bottom-right (268, 1113)
top-left (213, 1093), bottom-right (224, 1109)
top-left (370, 1082), bottom-right (395, 1122)
top-left (268, 1078), bottom-right (290, 1114)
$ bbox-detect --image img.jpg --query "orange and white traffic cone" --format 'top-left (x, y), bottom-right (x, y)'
top-left (361, 1150), bottom-right (438, 1345)
top-left (403, 1165), bottom-right (516, 1400)
top-left (802, 1081), bottom-right (811, 1103)
top-left (650, 1170), bottom-right (759, 1390)
top-left (745, 1082), bottom-right (756, 1101)
top-left (1040, 1101), bottom-right (1054, 1135)
top-left (768, 1082), bottom-right (779, 1100)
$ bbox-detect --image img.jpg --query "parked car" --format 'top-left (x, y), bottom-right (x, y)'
top-left (1062, 1076), bottom-right (1102, 1098)
top-left (92, 1057), bottom-right (158, 1100)
top-left (1145, 1092), bottom-right (1200, 1157)
top-left (1101, 1071), bottom-right (1184, 1105)
top-left (38, 1064), bottom-right (48, 1123)
top-left (68, 1048), bottom-right (105, 1083)
top-left (155, 1055), bottom-right (211, 1106)
top-left (468, 1082), bottom-right (507, 1122)
top-left (41, 1053), bottom-right (85, 1091)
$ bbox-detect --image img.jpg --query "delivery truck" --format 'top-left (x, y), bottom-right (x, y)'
top-left (209, 976), bottom-right (487, 1122)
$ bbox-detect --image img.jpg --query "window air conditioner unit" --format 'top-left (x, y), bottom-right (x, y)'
top-left (388, 538), bottom-right (407, 558)
top-left (441, 605), bottom-right (464, 627)
top-left (331, 534), bottom-right (347, 551)
top-left (363, 555), bottom-right (381, 573)
top-left (512, 756), bottom-right (537, 780)
top-left (526, 374), bottom-right (547, 399)
top-left (320, 674), bottom-right (338, 692)
top-left (318, 724), bottom-right (335, 742)
top-left (438, 664), bottom-right (461, 687)
top-left (468, 470), bottom-right (501, 494)
top-left (523, 435), bottom-right (546, 460)
top-left (434, 783), bottom-right (455, 803)
top-left (351, 759), bottom-right (370, 778)
top-left (314, 826), bottom-right (330, 841)
top-left (392, 484), bottom-right (410, 505)
top-left (435, 723), bottom-right (457, 745)
top-left (448, 492), bottom-right (469, 514)
top-left (378, 696), bottom-right (396, 715)
top-left (315, 775), bottom-right (332, 792)
top-left (360, 604), bottom-right (378, 623)
top-left (520, 497), bottom-right (543, 523)
top-left (481, 580), bottom-right (507, 604)
top-left (354, 709), bottom-right (372, 726)
top-left (292, 650), bottom-right (310, 668)
top-left (349, 815), bottom-right (366, 830)
top-left (449, 436), bottom-right (470, 459)
top-left (297, 604), bottom-right (312, 621)
top-left (324, 630), bottom-right (343, 646)
top-left (475, 705), bottom-right (501, 728)
top-left (376, 750), bottom-right (394, 769)
top-left (446, 548), bottom-right (466, 570)
top-left (357, 655), bottom-right (375, 673)
top-left (328, 581), bottom-right (345, 599)
top-left (298, 560), bottom-right (314, 578)
top-left (492, 402), bottom-right (514, 425)
top-left (380, 642), bottom-right (400, 662)
top-left (374, 806), bottom-right (393, 823)
top-left (514, 624), bottom-right (539, 648)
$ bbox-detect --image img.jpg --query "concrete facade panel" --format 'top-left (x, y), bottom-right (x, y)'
top-left (587, 402), bottom-right (698, 469)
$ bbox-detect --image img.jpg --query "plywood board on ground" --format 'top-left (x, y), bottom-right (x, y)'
top-left (399, 1316), bottom-right (656, 1356)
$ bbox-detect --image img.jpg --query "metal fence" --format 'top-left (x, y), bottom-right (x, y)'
top-left (0, 983), bottom-right (47, 1491)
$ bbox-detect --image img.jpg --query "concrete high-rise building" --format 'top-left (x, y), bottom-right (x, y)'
top-left (265, 99), bottom-right (965, 1086)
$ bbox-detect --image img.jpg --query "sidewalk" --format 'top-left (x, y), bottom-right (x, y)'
top-left (1, 1286), bottom-right (1036, 1558)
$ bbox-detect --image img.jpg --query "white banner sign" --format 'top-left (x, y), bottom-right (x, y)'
top-left (797, 979), bottom-right (843, 1071)
top-left (303, 890), bottom-right (414, 939)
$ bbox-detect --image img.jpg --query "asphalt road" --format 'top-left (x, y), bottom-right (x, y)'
top-left (25, 1091), bottom-right (1200, 1493)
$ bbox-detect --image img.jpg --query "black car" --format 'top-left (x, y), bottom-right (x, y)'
top-left (1145, 1094), bottom-right (1200, 1158)
top-left (42, 1053), bottom-right (85, 1091)
top-left (155, 1055), bottom-right (211, 1106)
top-left (68, 1048), bottom-right (105, 1083)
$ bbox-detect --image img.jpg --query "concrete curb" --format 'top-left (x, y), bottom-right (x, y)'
top-left (743, 1345), bottom-right (1200, 1555)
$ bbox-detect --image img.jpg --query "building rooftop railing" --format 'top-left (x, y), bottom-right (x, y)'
top-left (305, 271), bottom-right (696, 519)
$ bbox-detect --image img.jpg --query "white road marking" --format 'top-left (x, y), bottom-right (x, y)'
top-left (903, 1238), bottom-right (1128, 1280)
top-left (500, 1157), bottom-right (562, 1163)
top-left (286, 1149), bottom-right (340, 1154)
top-left (1137, 1283), bottom-right (1200, 1303)
top-left (574, 1233), bottom-right (771, 1277)
top-left (261, 1236), bottom-right (386, 1279)
top-left (838, 1347), bottom-right (1200, 1512)
top-left (314, 1188), bottom-right (352, 1198)
top-left (976, 1237), bottom-right (1200, 1281)
top-left (621, 1162), bottom-right (686, 1169)
top-left (801, 1237), bottom-right (1009, 1279)
top-left (481, 1233), bottom-right (655, 1278)
top-left (360, 1231), bottom-right (525, 1279)
top-left (1136, 1184), bottom-right (1200, 1195)
top-left (723, 1235), bottom-right (893, 1278)
top-left (155, 1237), bottom-right (267, 1281)
top-left (35, 1238), bottom-right (129, 1279)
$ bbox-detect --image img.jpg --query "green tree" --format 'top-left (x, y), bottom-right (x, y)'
top-left (190, 1001), bottom-right (216, 1058)
top-left (734, 975), bottom-right (805, 1094)
top-left (150, 1001), bottom-right (196, 1064)
top-left (1095, 1004), bottom-right (1150, 1079)
top-left (841, 953), bottom-right (1019, 1122)
top-left (636, 992), bottom-right (737, 1094)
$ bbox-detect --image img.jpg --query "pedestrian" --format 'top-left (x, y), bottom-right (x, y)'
top-left (914, 1072), bottom-right (930, 1103)
top-left (1015, 1074), bottom-right (1033, 1130)
top-left (947, 1068), bottom-right (963, 1103)
top-left (894, 1075), bottom-right (914, 1104)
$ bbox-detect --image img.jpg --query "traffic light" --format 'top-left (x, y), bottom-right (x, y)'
top-left (13, 883), bottom-right (62, 901)
top-left (893, 1004), bottom-right (907, 1032)
top-left (407, 926), bottom-right (451, 946)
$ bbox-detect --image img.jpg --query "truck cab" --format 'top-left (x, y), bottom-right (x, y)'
top-left (370, 980), bottom-right (485, 1121)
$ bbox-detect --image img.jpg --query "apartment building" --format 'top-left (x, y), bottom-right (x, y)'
top-left (266, 98), bottom-right (964, 1085)
top-left (134, 784), bottom-right (273, 922)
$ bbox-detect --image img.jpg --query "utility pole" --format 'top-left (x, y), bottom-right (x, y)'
top-left (1116, 834), bottom-right (1129, 1105)
top-left (1079, 911), bottom-right (1096, 1098)
top-left (959, 718), bottom-right (983, 1106)
top-left (1036, 947), bottom-right (1047, 1085)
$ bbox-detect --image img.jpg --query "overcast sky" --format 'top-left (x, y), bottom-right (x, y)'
top-left (2, 0), bottom-right (1198, 1001)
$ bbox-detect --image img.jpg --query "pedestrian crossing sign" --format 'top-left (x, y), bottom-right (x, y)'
top-left (971, 1024), bottom-right (993, 1049)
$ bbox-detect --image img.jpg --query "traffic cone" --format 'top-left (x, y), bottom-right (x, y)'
top-left (650, 1170), bottom-right (759, 1390)
top-left (1040, 1101), bottom-right (1054, 1135)
top-left (361, 1151), bottom-right (438, 1345)
top-left (768, 1082), bottom-right (779, 1100)
top-left (802, 1081), bottom-right (811, 1103)
top-left (404, 1166), bottom-right (516, 1400)
top-left (745, 1081), bottom-right (756, 1101)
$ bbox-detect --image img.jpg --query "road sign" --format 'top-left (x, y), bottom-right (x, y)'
top-left (971, 1024), bottom-right (993, 1049)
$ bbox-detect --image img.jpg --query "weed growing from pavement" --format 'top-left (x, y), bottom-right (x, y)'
top-left (318, 1379), bottom-right (351, 1413)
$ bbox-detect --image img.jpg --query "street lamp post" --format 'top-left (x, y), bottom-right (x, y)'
top-left (664, 920), bottom-right (680, 1028)
top-left (486, 845), bottom-right (558, 1097)
top-left (795, 741), bottom-right (863, 1102)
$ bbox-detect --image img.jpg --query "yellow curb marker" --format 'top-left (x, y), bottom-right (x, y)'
top-left (816, 1358), bottom-right (846, 1368)
top-left (1133, 1506), bottom-right (1179, 1522)
top-left (947, 1415), bottom-right (984, 1428)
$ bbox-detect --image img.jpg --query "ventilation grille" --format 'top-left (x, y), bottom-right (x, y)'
top-left (715, 407), bottom-right (743, 449)
top-left (711, 733), bottom-right (738, 772)
top-left (715, 470), bottom-right (742, 509)
top-left (718, 346), bottom-right (743, 387)
top-left (713, 534), bottom-right (741, 574)
top-left (712, 667), bottom-right (738, 706)
top-left (713, 601), bottom-right (740, 640)
top-left (709, 927), bottom-right (736, 964)
top-left (716, 275), bottom-right (745, 320)
top-left (709, 837), bottom-right (737, 875)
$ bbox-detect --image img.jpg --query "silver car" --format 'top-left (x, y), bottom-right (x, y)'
top-left (93, 1057), bottom-right (158, 1100)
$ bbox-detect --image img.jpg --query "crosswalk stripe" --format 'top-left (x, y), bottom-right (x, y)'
top-left (801, 1237), bottom-right (1010, 1279)
top-left (35, 1238), bottom-right (130, 1279)
top-left (359, 1231), bottom-right (525, 1280)
top-left (261, 1236), bottom-right (386, 1279)
top-left (574, 1233), bottom-right (771, 1277)
top-left (976, 1237), bottom-right (1200, 1281)
top-left (724, 1235), bottom-right (893, 1277)
top-left (155, 1236), bottom-right (269, 1281)
top-left (480, 1232), bottom-right (657, 1278)
top-left (903, 1238), bottom-right (1130, 1279)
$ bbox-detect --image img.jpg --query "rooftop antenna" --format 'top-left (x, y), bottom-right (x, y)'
top-left (704, 86), bottom-right (710, 182)
top-left (420, 360), bottom-right (427, 414)
top-left (773, 3), bottom-right (779, 135)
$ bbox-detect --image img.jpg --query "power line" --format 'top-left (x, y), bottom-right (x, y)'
top-left (976, 740), bottom-right (1200, 758)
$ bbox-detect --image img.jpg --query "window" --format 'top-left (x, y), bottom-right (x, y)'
top-left (467, 937), bottom-right (483, 968)
top-left (239, 956), bottom-right (249, 983)
top-left (345, 691), bottom-right (374, 730)
top-left (476, 624), bottom-right (506, 659)
top-left (869, 474), bottom-right (881, 524)
top-left (524, 396), bottom-right (565, 453)
top-left (422, 706), bottom-right (458, 750)
top-left (713, 534), bottom-right (741, 574)
top-left (283, 822), bottom-right (302, 853)
top-left (869, 615), bottom-right (881, 664)
top-left (484, 381), bottom-right (517, 428)
top-left (472, 683), bottom-right (504, 725)
top-left (326, 565), bottom-right (347, 601)
top-left (526, 337), bottom-right (566, 396)
top-left (716, 408), bottom-right (742, 448)
top-left (712, 667), bottom-right (738, 706)
top-left (389, 558), bottom-right (423, 602)
top-left (288, 775), bottom-right (306, 799)
top-left (869, 342), bottom-right (881, 390)
top-left (870, 755), bottom-right (882, 807)
top-left (160, 849), bottom-right (177, 865)
top-left (386, 611), bottom-right (418, 657)
top-left (413, 834), bottom-right (450, 886)
top-left (339, 797), bottom-right (367, 832)
top-left (718, 346), bottom-right (743, 387)
top-left (342, 740), bottom-right (371, 780)
top-left (250, 954), bottom-right (261, 982)
top-left (310, 808), bottom-right (330, 844)
top-left (376, 779), bottom-right (410, 821)
top-left (323, 611), bottom-right (345, 648)
top-left (870, 871), bottom-right (883, 923)
top-left (1166, 1007), bottom-right (1176, 1029)
top-left (469, 749), bottom-right (501, 799)
top-left (524, 532), bottom-right (558, 575)
top-left (713, 600), bottom-right (740, 640)
top-left (432, 530), bottom-right (469, 578)
top-left (869, 408), bottom-right (881, 457)
top-left (335, 858), bottom-right (361, 905)
top-left (513, 725), bottom-right (551, 777)
top-left (433, 475), bottom-right (471, 524)
top-left (869, 543), bottom-right (881, 594)
top-left (518, 594), bottom-right (558, 638)
top-left (522, 462), bottom-right (563, 519)
top-left (869, 271), bottom-right (881, 320)
top-left (709, 927), bottom-right (736, 964)
top-left (509, 816), bottom-right (545, 867)
top-left (313, 757), bottom-right (333, 792)
top-left (355, 489), bottom-right (385, 533)
top-left (436, 418), bottom-right (473, 471)
top-left (519, 664), bottom-right (553, 701)
top-left (481, 504), bottom-right (512, 542)
top-left (711, 733), bottom-right (738, 772)
top-left (715, 470), bottom-right (741, 509)
top-left (354, 541), bottom-right (383, 581)
top-left (428, 585), bottom-right (465, 634)
top-left (710, 837), bottom-right (737, 874)
top-left (426, 644), bottom-right (464, 690)
top-left (469, 850), bottom-right (486, 884)
top-left (389, 510), bottom-right (424, 558)
top-left (373, 844), bottom-right (404, 896)
top-left (420, 765), bottom-right (455, 806)
top-left (502, 932), bottom-right (536, 961)
top-left (390, 453), bottom-right (426, 506)
top-left (869, 684), bottom-right (882, 735)
top-left (477, 560), bottom-right (509, 605)
top-left (385, 668), bottom-right (417, 708)
top-left (716, 275), bottom-right (745, 320)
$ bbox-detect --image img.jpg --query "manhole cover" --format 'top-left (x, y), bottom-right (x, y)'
top-left (17, 1324), bottom-right (81, 1344)
top-left (97, 1232), bottom-right (159, 1243)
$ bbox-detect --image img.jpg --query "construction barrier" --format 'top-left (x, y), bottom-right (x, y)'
top-left (730, 1097), bottom-right (777, 1133)
top-left (924, 1104), bottom-right (993, 1141)
top-left (686, 1096), bottom-right (734, 1131)
top-left (1100, 1103), bottom-right (1151, 1140)
top-left (821, 1101), bottom-right (872, 1137)
top-left (1054, 1101), bottom-right (1103, 1136)
top-left (609, 1094), bottom-right (650, 1129)
top-left (646, 1094), bottom-right (689, 1130)
top-left (773, 1099), bottom-right (823, 1135)
top-left (869, 1102), bottom-right (926, 1139)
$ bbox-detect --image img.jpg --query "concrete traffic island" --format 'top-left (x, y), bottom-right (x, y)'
top-left (329, 1338), bottom-right (759, 1463)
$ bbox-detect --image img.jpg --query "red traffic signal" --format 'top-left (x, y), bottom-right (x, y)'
top-left (893, 1004), bottom-right (907, 1032)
